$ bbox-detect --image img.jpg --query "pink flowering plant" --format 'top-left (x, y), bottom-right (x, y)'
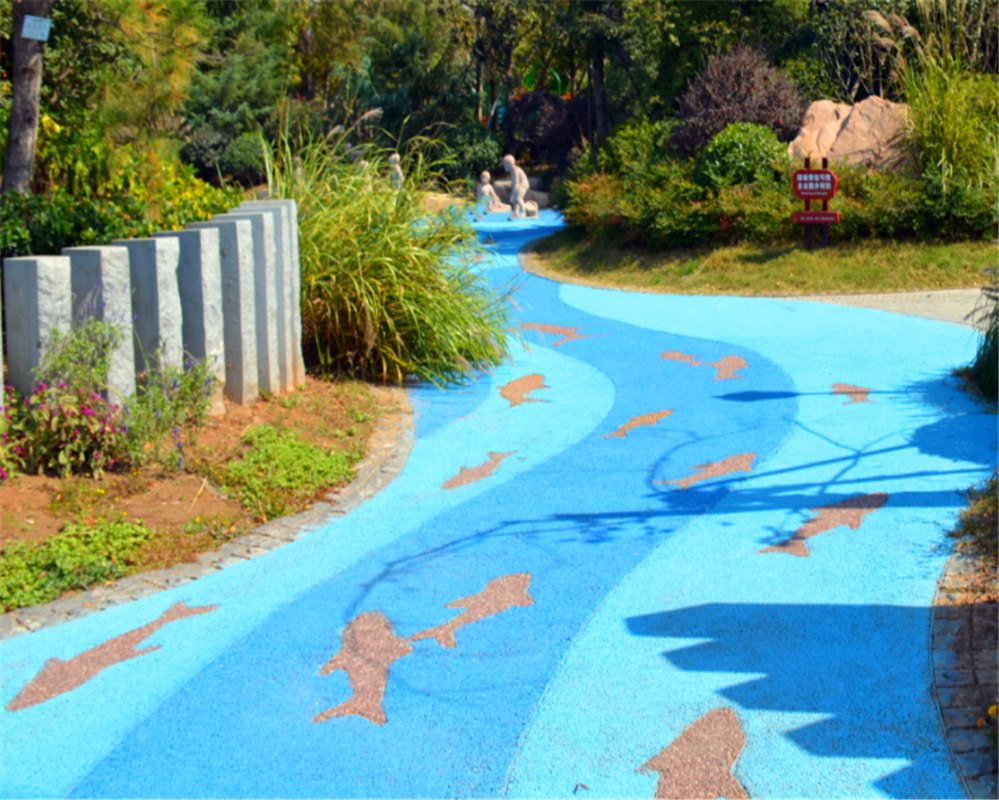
top-left (2, 383), bottom-right (128, 479)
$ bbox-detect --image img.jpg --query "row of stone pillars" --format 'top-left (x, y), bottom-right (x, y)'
top-left (1, 200), bottom-right (305, 412)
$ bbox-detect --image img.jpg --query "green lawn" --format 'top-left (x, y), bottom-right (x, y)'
top-left (523, 227), bottom-right (996, 296)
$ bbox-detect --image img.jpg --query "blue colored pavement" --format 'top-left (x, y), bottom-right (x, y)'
top-left (2, 210), bottom-right (995, 798)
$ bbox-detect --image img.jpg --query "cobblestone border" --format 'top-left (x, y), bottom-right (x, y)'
top-left (0, 386), bottom-right (414, 642)
top-left (931, 551), bottom-right (999, 799)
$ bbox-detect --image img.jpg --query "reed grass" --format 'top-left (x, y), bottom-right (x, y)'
top-left (264, 134), bottom-right (511, 385)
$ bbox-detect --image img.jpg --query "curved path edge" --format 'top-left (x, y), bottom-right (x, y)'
top-left (0, 386), bottom-right (415, 642)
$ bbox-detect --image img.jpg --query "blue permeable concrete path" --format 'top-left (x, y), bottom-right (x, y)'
top-left (2, 211), bottom-right (996, 799)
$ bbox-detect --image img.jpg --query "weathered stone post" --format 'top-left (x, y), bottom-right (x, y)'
top-left (240, 199), bottom-right (305, 385)
top-left (111, 237), bottom-right (184, 375)
top-left (1, 256), bottom-right (73, 397)
top-left (213, 210), bottom-right (280, 395)
top-left (186, 218), bottom-right (258, 405)
top-left (61, 246), bottom-right (135, 403)
top-left (153, 228), bottom-right (226, 415)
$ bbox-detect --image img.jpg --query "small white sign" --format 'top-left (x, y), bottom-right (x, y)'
top-left (21, 15), bottom-right (52, 42)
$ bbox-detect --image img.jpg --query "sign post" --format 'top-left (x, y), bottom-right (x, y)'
top-left (791, 157), bottom-right (839, 249)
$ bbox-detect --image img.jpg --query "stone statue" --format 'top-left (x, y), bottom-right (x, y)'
top-left (388, 153), bottom-right (404, 191)
top-left (502, 154), bottom-right (537, 220)
top-left (476, 171), bottom-right (511, 214)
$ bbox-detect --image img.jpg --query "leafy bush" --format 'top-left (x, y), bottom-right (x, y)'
top-left (220, 132), bottom-right (267, 185)
top-left (35, 316), bottom-right (121, 397)
top-left (597, 117), bottom-right (677, 174)
top-left (502, 90), bottom-right (588, 167)
top-left (266, 135), bottom-right (512, 384)
top-left (948, 475), bottom-right (998, 568)
top-left (694, 123), bottom-right (790, 191)
top-left (220, 424), bottom-right (358, 519)
top-left (0, 166), bottom-right (238, 259)
top-left (1, 518), bottom-right (151, 612)
top-left (1, 384), bottom-right (129, 480)
top-left (180, 125), bottom-right (231, 182)
top-left (670, 45), bottom-right (807, 156)
top-left (442, 124), bottom-right (503, 181)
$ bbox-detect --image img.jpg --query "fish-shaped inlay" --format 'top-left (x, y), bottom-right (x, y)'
top-left (660, 351), bottom-right (747, 382)
top-left (313, 612), bottom-right (412, 726)
top-left (409, 573), bottom-right (533, 648)
top-left (600, 410), bottom-right (673, 439)
top-left (831, 383), bottom-right (871, 404)
top-left (518, 322), bottom-right (597, 347)
top-left (758, 492), bottom-right (889, 557)
top-left (656, 453), bottom-right (755, 489)
top-left (442, 451), bottom-right (516, 489)
top-left (500, 374), bottom-right (549, 408)
top-left (6, 601), bottom-right (218, 712)
top-left (638, 708), bottom-right (748, 799)
top-left (315, 573), bottom-right (533, 725)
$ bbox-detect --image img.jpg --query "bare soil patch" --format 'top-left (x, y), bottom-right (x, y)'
top-left (1, 377), bottom-right (390, 575)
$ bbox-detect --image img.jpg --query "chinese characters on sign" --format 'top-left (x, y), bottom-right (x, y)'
top-left (791, 158), bottom-right (839, 247)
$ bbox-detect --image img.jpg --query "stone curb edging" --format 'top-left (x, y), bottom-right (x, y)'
top-left (0, 386), bottom-right (414, 642)
top-left (931, 551), bottom-right (999, 799)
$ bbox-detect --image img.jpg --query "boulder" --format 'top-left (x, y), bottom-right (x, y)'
top-left (788, 97), bottom-right (908, 169)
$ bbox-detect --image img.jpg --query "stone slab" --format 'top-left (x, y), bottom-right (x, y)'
top-left (112, 237), bottom-right (183, 373)
top-left (153, 228), bottom-right (226, 414)
top-left (1, 256), bottom-right (73, 396)
top-left (187, 219), bottom-right (258, 405)
top-left (62, 246), bottom-right (136, 403)
top-left (214, 211), bottom-right (280, 394)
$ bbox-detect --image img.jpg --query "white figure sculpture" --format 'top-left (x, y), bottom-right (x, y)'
top-left (388, 153), bottom-right (404, 191)
top-left (502, 154), bottom-right (531, 219)
top-left (476, 171), bottom-right (511, 214)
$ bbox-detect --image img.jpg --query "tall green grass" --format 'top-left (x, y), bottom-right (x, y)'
top-left (968, 268), bottom-right (998, 402)
top-left (264, 134), bottom-right (512, 385)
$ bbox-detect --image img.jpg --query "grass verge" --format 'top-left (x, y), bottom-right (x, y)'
top-left (524, 227), bottom-right (995, 296)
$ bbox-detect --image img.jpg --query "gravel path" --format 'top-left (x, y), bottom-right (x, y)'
top-left (786, 288), bottom-right (984, 329)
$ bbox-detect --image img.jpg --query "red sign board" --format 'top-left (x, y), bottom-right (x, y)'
top-left (792, 169), bottom-right (838, 201)
top-left (792, 211), bottom-right (841, 224)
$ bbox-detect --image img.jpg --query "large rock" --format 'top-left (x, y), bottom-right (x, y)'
top-left (788, 97), bottom-right (908, 169)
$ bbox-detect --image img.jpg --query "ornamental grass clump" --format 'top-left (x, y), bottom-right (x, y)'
top-left (264, 133), bottom-right (512, 385)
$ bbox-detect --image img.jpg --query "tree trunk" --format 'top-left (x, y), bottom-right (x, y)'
top-left (476, 61), bottom-right (483, 122)
top-left (591, 47), bottom-right (608, 145)
top-left (2, 0), bottom-right (55, 195)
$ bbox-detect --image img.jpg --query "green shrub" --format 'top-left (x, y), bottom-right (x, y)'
top-left (181, 125), bottom-right (231, 182)
top-left (220, 424), bottom-right (358, 519)
top-left (968, 269), bottom-right (998, 401)
top-left (35, 317), bottom-right (121, 397)
top-left (220, 132), bottom-right (267, 185)
top-left (597, 118), bottom-right (677, 175)
top-left (2, 384), bottom-right (129, 480)
top-left (266, 135), bottom-right (512, 384)
top-left (949, 475), bottom-right (998, 568)
top-left (694, 123), bottom-right (790, 192)
top-left (1, 518), bottom-right (151, 612)
top-left (443, 125), bottom-right (503, 181)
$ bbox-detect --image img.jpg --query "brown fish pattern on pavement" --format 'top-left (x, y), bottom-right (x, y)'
top-left (442, 451), bottom-right (516, 489)
top-left (660, 352), bottom-right (748, 382)
top-left (758, 492), bottom-right (889, 557)
top-left (313, 612), bottom-right (413, 726)
top-left (409, 573), bottom-right (533, 648)
top-left (6, 601), bottom-right (218, 712)
top-left (314, 574), bottom-right (533, 725)
top-left (600, 410), bottom-right (673, 439)
top-left (638, 707), bottom-right (748, 800)
top-left (656, 453), bottom-right (756, 490)
top-left (518, 322), bottom-right (598, 348)
top-left (500, 374), bottom-right (550, 408)
top-left (831, 383), bottom-right (872, 404)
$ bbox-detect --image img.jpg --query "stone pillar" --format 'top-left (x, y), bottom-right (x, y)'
top-left (111, 237), bottom-right (183, 375)
top-left (1, 256), bottom-right (73, 397)
top-left (241, 199), bottom-right (305, 384)
top-left (214, 210), bottom-right (280, 395)
top-left (223, 206), bottom-right (292, 391)
top-left (186, 219), bottom-right (258, 406)
top-left (62, 246), bottom-right (135, 403)
top-left (153, 228), bottom-right (226, 415)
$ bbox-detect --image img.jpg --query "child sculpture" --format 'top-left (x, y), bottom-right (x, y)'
top-left (388, 153), bottom-right (404, 191)
top-left (476, 171), bottom-right (511, 214)
top-left (502, 154), bottom-right (538, 219)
